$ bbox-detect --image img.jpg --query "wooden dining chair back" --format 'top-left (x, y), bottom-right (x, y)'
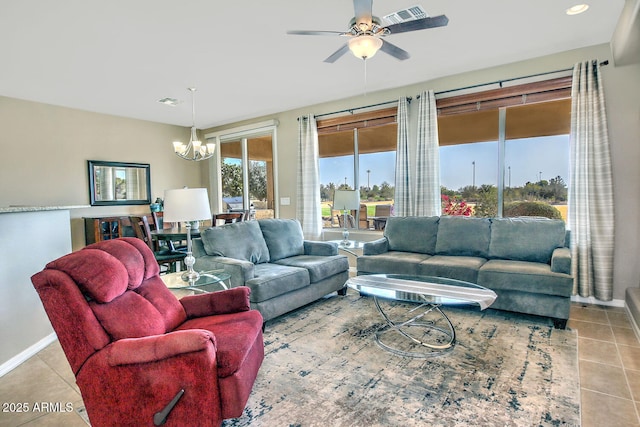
top-left (375, 204), bottom-right (392, 217)
top-left (129, 216), bottom-right (185, 273)
top-left (212, 212), bottom-right (245, 227)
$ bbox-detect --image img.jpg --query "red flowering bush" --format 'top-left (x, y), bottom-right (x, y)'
top-left (441, 195), bottom-right (473, 216)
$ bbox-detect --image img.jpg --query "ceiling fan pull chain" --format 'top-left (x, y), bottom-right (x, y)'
top-left (363, 58), bottom-right (368, 96)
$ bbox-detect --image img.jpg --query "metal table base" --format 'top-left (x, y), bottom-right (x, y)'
top-left (373, 296), bottom-right (456, 358)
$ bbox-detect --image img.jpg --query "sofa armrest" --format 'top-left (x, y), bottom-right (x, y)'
top-left (106, 329), bottom-right (216, 367)
top-left (363, 237), bottom-right (389, 255)
top-left (551, 247), bottom-right (572, 274)
top-left (194, 255), bottom-right (255, 289)
top-left (180, 286), bottom-right (251, 318)
top-left (304, 240), bottom-right (338, 256)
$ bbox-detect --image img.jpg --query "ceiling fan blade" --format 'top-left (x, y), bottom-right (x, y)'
top-left (287, 30), bottom-right (346, 36)
top-left (323, 44), bottom-right (350, 63)
top-left (380, 40), bottom-right (410, 61)
top-left (384, 15), bottom-right (449, 35)
top-left (353, 0), bottom-right (373, 28)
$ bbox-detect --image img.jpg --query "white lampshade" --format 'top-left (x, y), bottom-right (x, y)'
top-left (163, 188), bottom-right (212, 222)
top-left (333, 189), bottom-right (360, 211)
top-left (348, 35), bottom-right (383, 60)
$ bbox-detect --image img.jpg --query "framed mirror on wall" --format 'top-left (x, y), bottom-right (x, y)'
top-left (88, 160), bottom-right (151, 206)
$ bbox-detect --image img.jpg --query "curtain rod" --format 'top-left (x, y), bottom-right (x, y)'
top-left (309, 97), bottom-right (411, 120)
top-left (425, 60), bottom-right (609, 98)
top-left (303, 60), bottom-right (610, 119)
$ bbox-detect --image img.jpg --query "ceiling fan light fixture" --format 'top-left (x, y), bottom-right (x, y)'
top-left (348, 35), bottom-right (383, 60)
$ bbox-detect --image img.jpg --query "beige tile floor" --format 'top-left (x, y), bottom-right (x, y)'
top-left (0, 302), bottom-right (639, 426)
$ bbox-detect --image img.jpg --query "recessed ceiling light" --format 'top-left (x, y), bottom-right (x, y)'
top-left (158, 97), bottom-right (179, 106)
top-left (566, 4), bottom-right (589, 15)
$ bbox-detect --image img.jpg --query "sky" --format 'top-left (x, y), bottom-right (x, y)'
top-left (320, 135), bottom-right (570, 191)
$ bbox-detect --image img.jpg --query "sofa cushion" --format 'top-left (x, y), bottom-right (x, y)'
top-left (258, 219), bottom-right (305, 262)
top-left (384, 216), bottom-right (439, 254)
top-left (245, 263), bottom-right (310, 302)
top-left (274, 255), bottom-right (349, 283)
top-left (418, 255), bottom-right (486, 284)
top-left (435, 216), bottom-right (491, 258)
top-left (478, 259), bottom-right (573, 297)
top-left (201, 221), bottom-right (270, 264)
top-left (489, 217), bottom-right (566, 264)
top-left (357, 251), bottom-right (431, 276)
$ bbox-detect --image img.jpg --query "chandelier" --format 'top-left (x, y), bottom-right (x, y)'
top-left (172, 88), bottom-right (215, 161)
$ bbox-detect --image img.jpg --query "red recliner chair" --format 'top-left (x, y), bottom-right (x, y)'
top-left (31, 237), bottom-right (264, 427)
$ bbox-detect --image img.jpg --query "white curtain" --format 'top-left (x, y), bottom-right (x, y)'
top-left (394, 97), bottom-right (413, 216)
top-left (296, 115), bottom-right (322, 239)
top-left (568, 60), bottom-right (615, 300)
top-left (415, 90), bottom-right (441, 217)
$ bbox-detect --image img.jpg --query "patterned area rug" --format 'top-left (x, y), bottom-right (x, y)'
top-left (223, 292), bottom-right (580, 427)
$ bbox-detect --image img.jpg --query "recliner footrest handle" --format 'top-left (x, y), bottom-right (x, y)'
top-left (153, 389), bottom-right (185, 426)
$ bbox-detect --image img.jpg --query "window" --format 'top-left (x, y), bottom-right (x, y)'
top-left (318, 107), bottom-right (397, 229)
top-left (437, 77), bottom-right (572, 219)
top-left (220, 135), bottom-right (275, 219)
top-left (205, 120), bottom-right (278, 219)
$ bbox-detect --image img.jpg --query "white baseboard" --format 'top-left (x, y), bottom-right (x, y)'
top-left (570, 295), bottom-right (625, 307)
top-left (0, 333), bottom-right (57, 377)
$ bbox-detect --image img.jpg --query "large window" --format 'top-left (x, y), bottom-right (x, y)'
top-left (205, 120), bottom-right (278, 219)
top-left (318, 107), bottom-right (397, 229)
top-left (220, 135), bottom-right (275, 219)
top-left (438, 77), bottom-right (572, 219)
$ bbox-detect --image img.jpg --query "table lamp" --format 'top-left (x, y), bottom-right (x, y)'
top-left (163, 188), bottom-right (212, 282)
top-left (333, 189), bottom-right (360, 244)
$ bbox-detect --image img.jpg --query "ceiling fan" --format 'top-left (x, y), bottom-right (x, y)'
top-left (287, 0), bottom-right (448, 63)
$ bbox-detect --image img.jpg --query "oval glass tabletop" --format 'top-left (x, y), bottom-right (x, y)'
top-left (346, 274), bottom-right (496, 309)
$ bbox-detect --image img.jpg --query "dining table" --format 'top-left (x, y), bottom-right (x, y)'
top-left (151, 227), bottom-right (202, 251)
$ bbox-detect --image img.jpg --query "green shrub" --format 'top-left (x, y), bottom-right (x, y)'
top-left (503, 201), bottom-right (563, 219)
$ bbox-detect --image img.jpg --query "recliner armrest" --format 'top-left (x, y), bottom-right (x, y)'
top-left (180, 286), bottom-right (252, 318)
top-left (304, 240), bottom-right (338, 256)
top-left (106, 330), bottom-right (216, 367)
top-left (363, 237), bottom-right (389, 255)
top-left (551, 247), bottom-right (572, 274)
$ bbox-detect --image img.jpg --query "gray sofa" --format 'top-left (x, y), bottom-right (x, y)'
top-left (193, 219), bottom-right (349, 322)
top-left (357, 216), bottom-right (573, 328)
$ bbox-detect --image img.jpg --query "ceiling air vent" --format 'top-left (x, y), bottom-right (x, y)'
top-left (158, 97), bottom-right (179, 106)
top-left (383, 5), bottom-right (427, 25)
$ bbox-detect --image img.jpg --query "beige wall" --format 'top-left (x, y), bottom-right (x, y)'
top-left (204, 43), bottom-right (640, 301)
top-left (0, 96), bottom-right (206, 250)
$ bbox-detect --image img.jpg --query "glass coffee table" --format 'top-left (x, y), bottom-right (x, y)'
top-left (346, 274), bottom-right (497, 358)
top-left (161, 270), bottom-right (231, 294)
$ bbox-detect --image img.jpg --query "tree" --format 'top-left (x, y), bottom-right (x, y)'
top-left (221, 162), bottom-right (243, 197)
top-left (248, 161), bottom-right (267, 200)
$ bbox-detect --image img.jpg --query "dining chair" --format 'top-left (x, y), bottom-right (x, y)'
top-left (212, 212), bottom-right (244, 227)
top-left (130, 215), bottom-right (185, 273)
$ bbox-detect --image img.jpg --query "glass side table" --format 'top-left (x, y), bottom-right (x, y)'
top-left (327, 240), bottom-right (364, 257)
top-left (161, 270), bottom-right (231, 294)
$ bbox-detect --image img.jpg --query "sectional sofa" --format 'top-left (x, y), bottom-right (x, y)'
top-left (192, 219), bottom-right (349, 322)
top-left (357, 216), bottom-right (574, 328)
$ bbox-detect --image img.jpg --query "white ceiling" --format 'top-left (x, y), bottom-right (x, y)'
top-left (0, 0), bottom-right (627, 129)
